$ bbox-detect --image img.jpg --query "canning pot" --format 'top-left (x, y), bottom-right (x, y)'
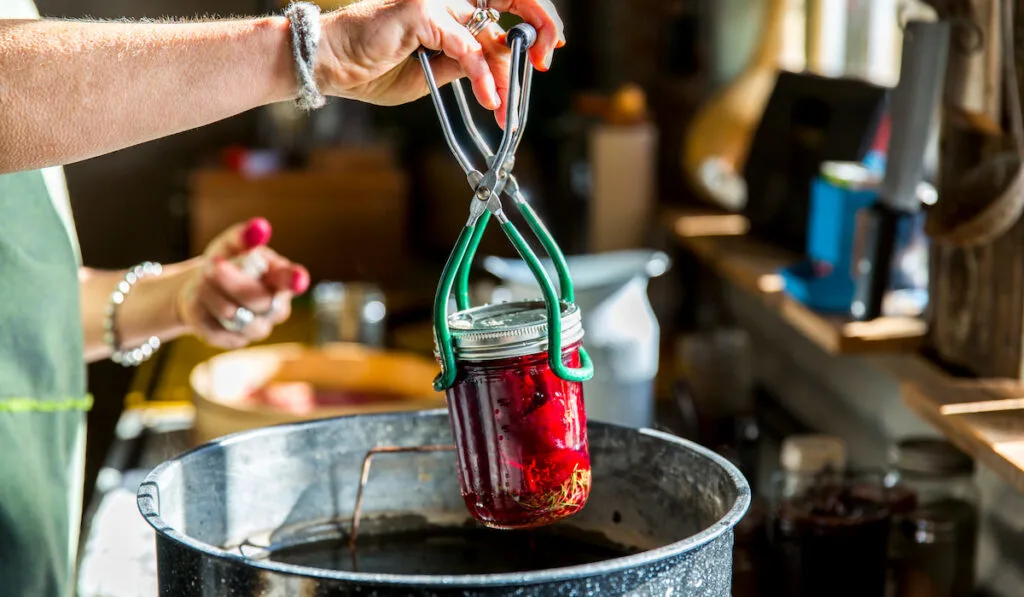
top-left (138, 410), bottom-right (750, 596)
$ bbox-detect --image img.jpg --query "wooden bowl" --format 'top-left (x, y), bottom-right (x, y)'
top-left (189, 342), bottom-right (444, 444)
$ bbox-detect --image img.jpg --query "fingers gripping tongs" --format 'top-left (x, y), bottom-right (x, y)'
top-left (419, 24), bottom-right (594, 391)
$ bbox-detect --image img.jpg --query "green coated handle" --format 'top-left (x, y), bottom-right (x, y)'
top-left (447, 200), bottom-right (595, 385)
top-left (455, 211), bottom-right (490, 311)
top-left (499, 219), bottom-right (594, 382)
top-left (516, 200), bottom-right (575, 304)
top-left (433, 224), bottom-right (477, 391)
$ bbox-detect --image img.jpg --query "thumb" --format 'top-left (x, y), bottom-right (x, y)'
top-left (204, 217), bottom-right (273, 259)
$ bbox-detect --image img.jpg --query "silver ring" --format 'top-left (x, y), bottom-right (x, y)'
top-left (218, 306), bottom-right (255, 333)
top-left (465, 2), bottom-right (500, 37)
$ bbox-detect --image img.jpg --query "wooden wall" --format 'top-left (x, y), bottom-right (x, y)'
top-left (927, 11), bottom-right (1024, 379)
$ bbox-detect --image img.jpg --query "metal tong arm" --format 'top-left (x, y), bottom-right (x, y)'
top-left (422, 24), bottom-right (593, 391)
top-left (449, 74), bottom-right (580, 337)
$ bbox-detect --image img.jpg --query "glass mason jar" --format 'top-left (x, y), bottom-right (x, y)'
top-left (886, 438), bottom-right (979, 597)
top-left (442, 300), bottom-right (591, 529)
top-left (312, 282), bottom-right (387, 347)
top-left (767, 468), bottom-right (892, 597)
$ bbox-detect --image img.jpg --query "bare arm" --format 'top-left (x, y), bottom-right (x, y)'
top-left (79, 262), bottom-right (196, 363)
top-left (0, 1), bottom-right (566, 173)
top-left (0, 17), bottom-right (296, 173)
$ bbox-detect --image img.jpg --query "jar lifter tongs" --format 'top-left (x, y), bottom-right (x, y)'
top-left (419, 23), bottom-right (594, 391)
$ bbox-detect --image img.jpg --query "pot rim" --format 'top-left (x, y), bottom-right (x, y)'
top-left (137, 409), bottom-right (751, 587)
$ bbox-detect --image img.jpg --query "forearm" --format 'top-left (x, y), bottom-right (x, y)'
top-left (0, 17), bottom-right (297, 173)
top-left (80, 261), bottom-right (198, 363)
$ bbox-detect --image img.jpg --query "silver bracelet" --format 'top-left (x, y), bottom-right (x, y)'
top-left (105, 262), bottom-right (163, 367)
top-left (285, 2), bottom-right (326, 110)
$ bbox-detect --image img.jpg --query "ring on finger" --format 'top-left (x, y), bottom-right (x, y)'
top-left (218, 306), bottom-right (256, 333)
top-left (465, 1), bottom-right (500, 37)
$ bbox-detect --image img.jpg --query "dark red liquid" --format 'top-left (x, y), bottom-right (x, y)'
top-left (446, 344), bottom-right (590, 529)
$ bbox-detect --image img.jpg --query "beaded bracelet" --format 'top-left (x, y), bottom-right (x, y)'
top-left (105, 262), bottom-right (163, 367)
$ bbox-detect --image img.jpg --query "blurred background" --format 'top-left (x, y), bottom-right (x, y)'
top-left (47, 0), bottom-right (1024, 596)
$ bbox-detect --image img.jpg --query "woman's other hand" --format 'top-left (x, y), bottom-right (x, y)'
top-left (317, 0), bottom-right (565, 127)
top-left (178, 217), bottom-right (310, 349)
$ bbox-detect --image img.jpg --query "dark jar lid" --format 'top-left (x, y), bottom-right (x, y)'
top-left (891, 437), bottom-right (974, 476)
top-left (438, 300), bottom-right (584, 362)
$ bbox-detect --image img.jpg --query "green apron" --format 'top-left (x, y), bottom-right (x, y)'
top-left (0, 169), bottom-right (89, 596)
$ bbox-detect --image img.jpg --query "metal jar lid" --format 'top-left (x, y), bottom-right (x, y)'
top-left (780, 434), bottom-right (848, 474)
top-left (891, 437), bottom-right (974, 476)
top-left (439, 300), bottom-right (584, 362)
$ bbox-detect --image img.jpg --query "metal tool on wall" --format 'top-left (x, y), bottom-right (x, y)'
top-left (944, 0), bottom-right (1002, 133)
top-left (851, 19), bottom-right (951, 322)
top-left (926, 0), bottom-right (1024, 247)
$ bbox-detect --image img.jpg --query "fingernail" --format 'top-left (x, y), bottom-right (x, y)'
top-left (242, 217), bottom-right (272, 249)
top-left (542, 53), bottom-right (552, 71)
top-left (290, 269), bottom-right (310, 294)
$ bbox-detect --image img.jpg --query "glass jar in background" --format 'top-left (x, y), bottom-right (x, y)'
top-left (442, 301), bottom-right (590, 529)
top-left (766, 435), bottom-right (893, 597)
top-left (887, 438), bottom-right (979, 597)
top-left (312, 282), bottom-right (387, 347)
top-left (675, 328), bottom-right (759, 484)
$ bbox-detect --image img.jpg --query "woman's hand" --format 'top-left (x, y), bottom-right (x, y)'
top-left (317, 0), bottom-right (564, 126)
top-left (177, 218), bottom-right (310, 349)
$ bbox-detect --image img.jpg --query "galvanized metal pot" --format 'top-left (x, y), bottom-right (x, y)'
top-left (138, 410), bottom-right (750, 596)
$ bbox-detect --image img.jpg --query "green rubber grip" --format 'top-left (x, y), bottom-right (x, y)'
top-left (500, 219), bottom-right (594, 382)
top-left (433, 225), bottom-right (476, 391)
top-left (455, 211), bottom-right (491, 311)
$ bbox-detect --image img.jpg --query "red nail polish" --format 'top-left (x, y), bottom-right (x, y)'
top-left (242, 217), bottom-right (272, 248)
top-left (290, 269), bottom-right (310, 294)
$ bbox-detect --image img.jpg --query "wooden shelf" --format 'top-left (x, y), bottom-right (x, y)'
top-left (894, 357), bottom-right (1024, 494)
top-left (663, 206), bottom-right (927, 354)
top-left (662, 204), bottom-right (1024, 491)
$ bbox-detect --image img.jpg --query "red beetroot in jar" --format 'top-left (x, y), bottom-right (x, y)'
top-left (442, 301), bottom-right (591, 529)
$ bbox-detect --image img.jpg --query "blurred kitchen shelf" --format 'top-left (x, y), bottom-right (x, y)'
top-left (662, 205), bottom-right (926, 354)
top-left (893, 356), bottom-right (1024, 494)
top-left (662, 204), bottom-right (1024, 493)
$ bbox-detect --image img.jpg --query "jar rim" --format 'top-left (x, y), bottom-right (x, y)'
top-left (891, 438), bottom-right (975, 476)
top-left (435, 300), bottom-right (585, 362)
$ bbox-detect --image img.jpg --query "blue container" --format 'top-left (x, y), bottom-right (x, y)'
top-left (781, 175), bottom-right (878, 312)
